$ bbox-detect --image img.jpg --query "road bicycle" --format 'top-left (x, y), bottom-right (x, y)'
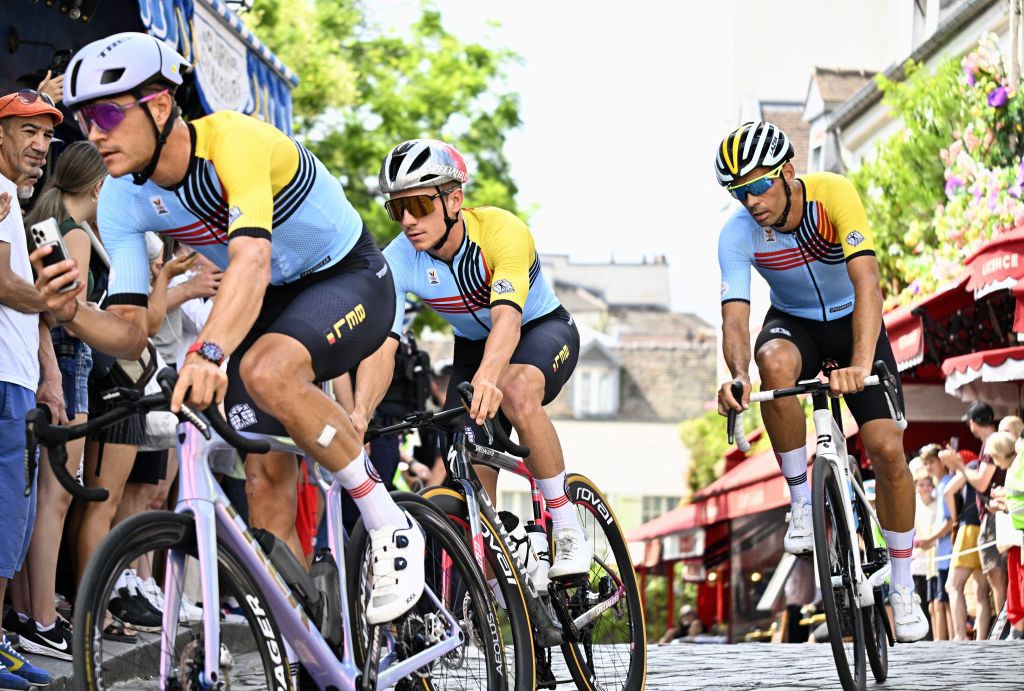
top-left (726, 360), bottom-right (906, 691)
top-left (27, 369), bottom-right (506, 690)
top-left (365, 383), bottom-right (647, 691)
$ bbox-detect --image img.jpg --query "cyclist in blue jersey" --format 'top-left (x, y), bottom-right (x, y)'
top-left (713, 121), bottom-right (928, 641)
top-left (31, 33), bottom-right (424, 624)
top-left (350, 139), bottom-right (593, 580)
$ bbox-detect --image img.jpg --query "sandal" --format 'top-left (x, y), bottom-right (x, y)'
top-left (102, 618), bottom-right (138, 644)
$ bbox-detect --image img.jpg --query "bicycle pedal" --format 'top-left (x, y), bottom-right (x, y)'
top-left (549, 573), bottom-right (589, 588)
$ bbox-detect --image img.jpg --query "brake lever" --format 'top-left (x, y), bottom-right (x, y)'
top-left (726, 381), bottom-right (744, 445)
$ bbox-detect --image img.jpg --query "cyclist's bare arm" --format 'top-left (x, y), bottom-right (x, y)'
top-left (351, 336), bottom-right (399, 436)
top-left (718, 299), bottom-right (751, 414)
top-left (192, 237), bottom-right (269, 356)
top-left (831, 255), bottom-right (883, 395)
top-left (470, 304), bottom-right (521, 425)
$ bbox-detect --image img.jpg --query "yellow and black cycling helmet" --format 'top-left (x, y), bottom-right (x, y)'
top-left (714, 121), bottom-right (794, 187)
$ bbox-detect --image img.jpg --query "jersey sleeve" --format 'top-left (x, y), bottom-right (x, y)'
top-left (478, 209), bottom-right (533, 313)
top-left (718, 215), bottom-right (753, 305)
top-left (819, 173), bottom-right (875, 260)
top-left (202, 112), bottom-right (299, 243)
top-left (97, 181), bottom-right (150, 307)
top-left (383, 239), bottom-right (411, 339)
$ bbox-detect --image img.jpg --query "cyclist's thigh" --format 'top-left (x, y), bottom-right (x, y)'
top-left (754, 307), bottom-right (820, 381)
top-left (840, 324), bottom-right (906, 425)
top-left (508, 305), bottom-right (580, 405)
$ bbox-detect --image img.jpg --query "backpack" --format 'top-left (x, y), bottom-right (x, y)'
top-left (379, 334), bottom-right (432, 419)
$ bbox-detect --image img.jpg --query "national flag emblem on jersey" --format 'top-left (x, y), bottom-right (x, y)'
top-left (427, 268), bottom-right (440, 285)
top-left (493, 279), bottom-right (514, 294)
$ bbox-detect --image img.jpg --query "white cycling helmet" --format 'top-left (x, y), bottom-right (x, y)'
top-left (64, 32), bottom-right (191, 108)
top-left (379, 139), bottom-right (469, 194)
top-left (714, 121), bottom-right (794, 186)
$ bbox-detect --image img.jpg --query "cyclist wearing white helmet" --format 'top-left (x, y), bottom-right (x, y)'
top-left (714, 121), bottom-right (928, 642)
top-left (35, 32), bottom-right (425, 626)
top-left (351, 139), bottom-right (594, 581)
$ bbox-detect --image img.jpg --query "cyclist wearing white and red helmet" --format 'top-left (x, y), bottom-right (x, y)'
top-left (351, 138), bottom-right (593, 581)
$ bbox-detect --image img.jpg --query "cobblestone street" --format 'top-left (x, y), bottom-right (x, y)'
top-left (644, 640), bottom-right (1020, 690)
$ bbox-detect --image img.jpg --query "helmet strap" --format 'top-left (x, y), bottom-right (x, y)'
top-left (772, 175), bottom-right (793, 229)
top-left (131, 91), bottom-right (178, 186)
top-left (431, 186), bottom-right (460, 251)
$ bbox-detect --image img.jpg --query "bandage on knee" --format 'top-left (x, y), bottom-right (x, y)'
top-left (316, 424), bottom-right (337, 448)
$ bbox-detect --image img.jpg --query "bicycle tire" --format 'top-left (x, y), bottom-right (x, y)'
top-left (556, 473), bottom-right (647, 691)
top-left (420, 487), bottom-right (537, 690)
top-left (73, 510), bottom-right (294, 690)
top-left (849, 460), bottom-right (888, 683)
top-left (812, 456), bottom-right (866, 691)
top-left (346, 492), bottom-right (508, 691)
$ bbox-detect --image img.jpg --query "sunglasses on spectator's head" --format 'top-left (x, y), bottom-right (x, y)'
top-left (0, 89), bottom-right (56, 118)
top-left (726, 162), bottom-right (785, 202)
top-left (73, 89), bottom-right (168, 136)
top-left (384, 191), bottom-right (445, 222)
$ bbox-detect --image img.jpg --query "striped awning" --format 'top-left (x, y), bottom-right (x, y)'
top-left (138, 0), bottom-right (298, 134)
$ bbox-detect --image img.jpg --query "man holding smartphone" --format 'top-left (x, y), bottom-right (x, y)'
top-left (0, 90), bottom-right (66, 689)
top-left (32, 33), bottom-right (426, 626)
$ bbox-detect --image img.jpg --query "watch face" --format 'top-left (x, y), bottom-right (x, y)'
top-left (200, 343), bottom-right (223, 363)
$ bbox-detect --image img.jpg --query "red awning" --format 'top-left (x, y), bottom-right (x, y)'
top-left (625, 503), bottom-right (698, 542)
top-left (883, 272), bottom-right (972, 372)
top-left (965, 228), bottom-right (1024, 298)
top-left (1014, 279), bottom-right (1024, 333)
top-left (942, 345), bottom-right (1024, 411)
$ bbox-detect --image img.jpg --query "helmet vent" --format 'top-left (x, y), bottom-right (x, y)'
top-left (409, 148), bottom-right (431, 173)
top-left (100, 68), bottom-right (126, 85)
top-left (68, 61), bottom-right (82, 99)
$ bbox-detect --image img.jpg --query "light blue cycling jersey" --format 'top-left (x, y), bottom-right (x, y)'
top-left (718, 172), bottom-right (876, 321)
top-left (99, 111), bottom-right (363, 306)
top-left (384, 206), bottom-right (560, 340)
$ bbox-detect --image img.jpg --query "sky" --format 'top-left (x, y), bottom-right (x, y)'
top-left (366, 1), bottom-right (903, 326)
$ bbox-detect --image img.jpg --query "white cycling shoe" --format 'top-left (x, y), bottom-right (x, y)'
top-left (784, 501), bottom-right (814, 556)
top-left (365, 513), bottom-right (425, 625)
top-left (890, 584), bottom-right (930, 642)
top-left (548, 529), bottom-right (594, 580)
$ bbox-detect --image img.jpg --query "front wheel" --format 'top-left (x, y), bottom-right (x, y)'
top-left (812, 457), bottom-right (866, 691)
top-left (73, 511), bottom-right (294, 690)
top-left (850, 459), bottom-right (888, 683)
top-left (554, 473), bottom-right (647, 691)
top-left (346, 492), bottom-right (508, 690)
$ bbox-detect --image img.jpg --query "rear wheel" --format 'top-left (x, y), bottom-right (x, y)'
top-left (346, 492), bottom-right (507, 690)
top-left (73, 511), bottom-right (293, 690)
top-left (812, 457), bottom-right (866, 691)
top-left (553, 473), bottom-right (647, 691)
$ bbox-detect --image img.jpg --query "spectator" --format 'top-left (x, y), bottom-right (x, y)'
top-left (919, 444), bottom-right (954, 640)
top-left (658, 604), bottom-right (699, 643)
top-left (1000, 415), bottom-right (1023, 440)
top-left (944, 401), bottom-right (1006, 638)
top-left (0, 89), bottom-right (64, 688)
top-left (6, 142), bottom-right (107, 660)
top-left (911, 462), bottom-right (936, 639)
top-left (988, 436), bottom-right (1024, 640)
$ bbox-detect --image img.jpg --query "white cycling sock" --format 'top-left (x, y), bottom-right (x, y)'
top-left (536, 472), bottom-right (581, 533)
top-left (883, 528), bottom-right (915, 591)
top-left (334, 452), bottom-right (406, 531)
top-left (776, 447), bottom-right (811, 505)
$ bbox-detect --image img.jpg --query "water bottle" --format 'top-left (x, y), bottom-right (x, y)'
top-left (525, 522), bottom-right (551, 592)
top-left (498, 511), bottom-right (548, 591)
top-left (310, 548), bottom-right (343, 654)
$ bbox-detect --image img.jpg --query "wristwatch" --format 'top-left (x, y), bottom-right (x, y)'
top-left (186, 341), bottom-right (225, 367)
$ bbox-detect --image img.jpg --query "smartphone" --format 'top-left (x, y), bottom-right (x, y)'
top-left (28, 218), bottom-right (80, 294)
top-left (185, 250), bottom-right (199, 260)
top-left (950, 436), bottom-right (959, 451)
top-left (49, 50), bottom-right (72, 77)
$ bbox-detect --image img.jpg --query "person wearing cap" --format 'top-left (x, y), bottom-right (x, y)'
top-left (31, 32), bottom-right (423, 626)
top-left (0, 88), bottom-right (66, 689)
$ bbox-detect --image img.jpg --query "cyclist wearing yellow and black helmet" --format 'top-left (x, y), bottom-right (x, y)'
top-left (714, 120), bottom-right (928, 642)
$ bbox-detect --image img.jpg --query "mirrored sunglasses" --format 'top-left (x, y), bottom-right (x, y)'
top-left (74, 89), bottom-right (168, 136)
top-left (384, 191), bottom-right (443, 222)
top-left (727, 163), bottom-right (785, 202)
top-left (0, 89), bottom-right (55, 117)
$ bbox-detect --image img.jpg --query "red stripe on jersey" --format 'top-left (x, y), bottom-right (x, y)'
top-left (546, 494), bottom-right (570, 509)
top-left (818, 203), bottom-right (837, 244)
top-left (757, 257), bottom-right (816, 270)
top-left (347, 478), bottom-right (377, 499)
top-left (754, 247), bottom-right (803, 259)
top-left (888, 547), bottom-right (913, 559)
